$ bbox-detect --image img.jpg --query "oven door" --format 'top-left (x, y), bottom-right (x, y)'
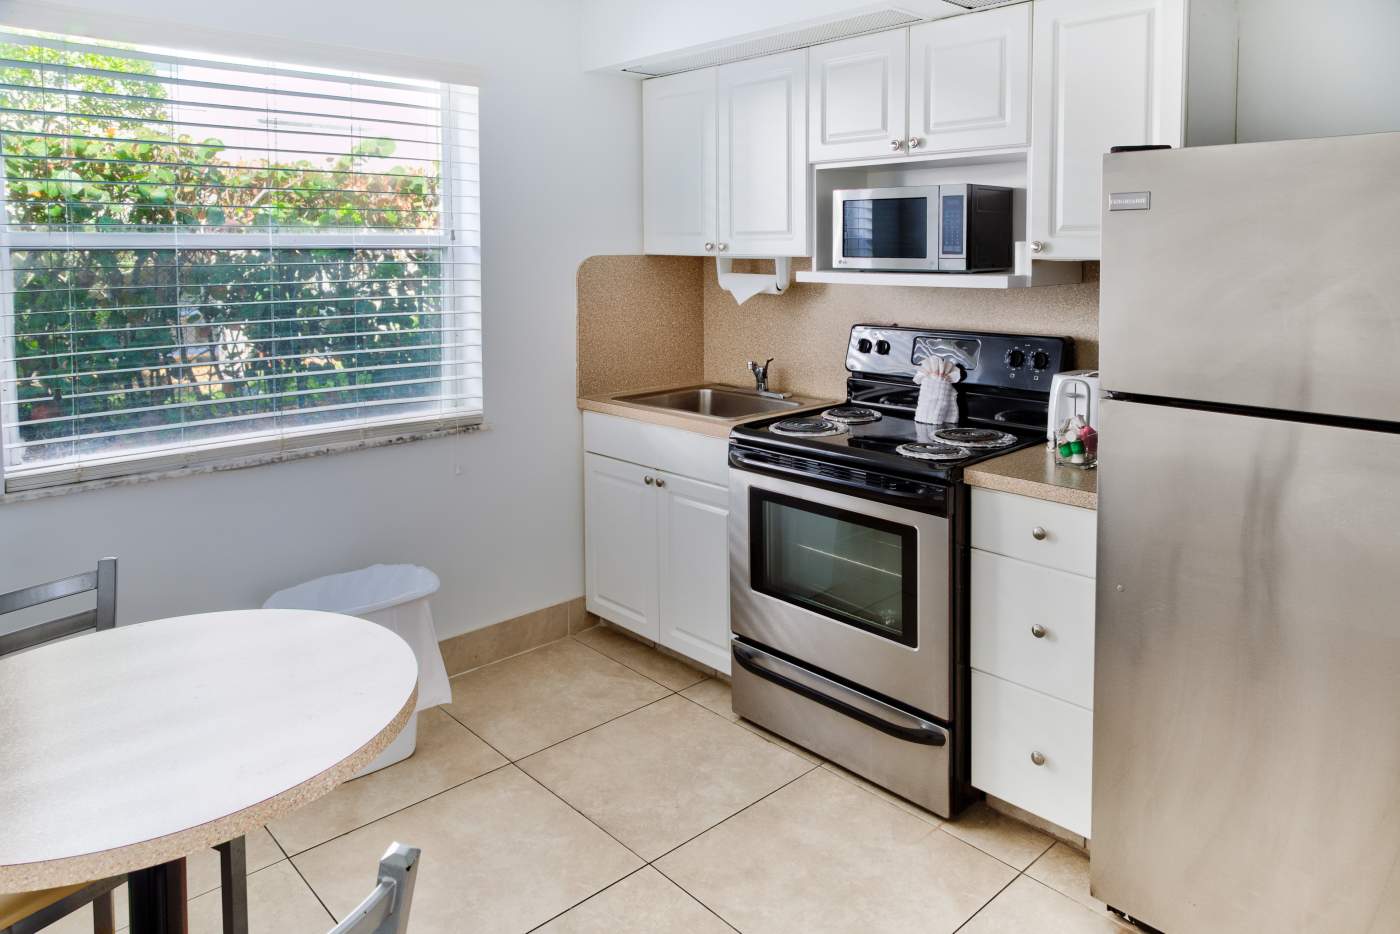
top-left (729, 465), bottom-right (950, 719)
top-left (832, 186), bottom-right (940, 272)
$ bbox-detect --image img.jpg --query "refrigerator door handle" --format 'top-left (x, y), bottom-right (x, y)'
top-left (731, 640), bottom-right (947, 746)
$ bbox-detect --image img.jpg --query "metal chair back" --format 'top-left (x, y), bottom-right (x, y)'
top-left (0, 558), bottom-right (118, 657)
top-left (327, 843), bottom-right (420, 934)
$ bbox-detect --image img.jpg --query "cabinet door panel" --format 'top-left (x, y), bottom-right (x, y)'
top-left (585, 454), bottom-right (660, 640)
top-left (1029, 0), bottom-right (1185, 260)
top-left (717, 49), bottom-right (808, 257)
top-left (808, 29), bottom-right (908, 162)
top-left (909, 4), bottom-right (1030, 154)
top-left (657, 472), bottom-right (731, 674)
top-left (643, 68), bottom-right (716, 255)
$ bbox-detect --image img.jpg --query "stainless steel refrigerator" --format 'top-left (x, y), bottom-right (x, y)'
top-left (1093, 132), bottom-right (1400, 933)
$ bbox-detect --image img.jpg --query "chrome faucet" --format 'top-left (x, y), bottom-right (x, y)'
top-left (747, 358), bottom-right (790, 399)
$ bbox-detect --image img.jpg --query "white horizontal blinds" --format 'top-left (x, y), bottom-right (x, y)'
top-left (0, 30), bottom-right (481, 490)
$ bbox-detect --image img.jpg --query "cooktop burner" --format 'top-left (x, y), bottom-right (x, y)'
top-left (929, 427), bottom-right (1017, 449)
top-left (895, 442), bottom-right (972, 462)
top-left (770, 417), bottom-right (847, 438)
top-left (821, 406), bottom-right (882, 425)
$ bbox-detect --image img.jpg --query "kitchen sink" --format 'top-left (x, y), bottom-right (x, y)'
top-left (616, 385), bottom-right (802, 419)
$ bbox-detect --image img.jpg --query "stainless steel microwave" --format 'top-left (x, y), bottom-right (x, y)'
top-left (832, 184), bottom-right (1014, 273)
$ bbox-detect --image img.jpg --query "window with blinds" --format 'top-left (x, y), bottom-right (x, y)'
top-left (0, 29), bottom-right (481, 491)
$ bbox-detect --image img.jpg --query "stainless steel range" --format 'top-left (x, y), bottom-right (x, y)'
top-left (728, 326), bottom-right (1071, 817)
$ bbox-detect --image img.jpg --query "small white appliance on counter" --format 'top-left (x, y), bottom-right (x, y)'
top-left (1047, 370), bottom-right (1100, 442)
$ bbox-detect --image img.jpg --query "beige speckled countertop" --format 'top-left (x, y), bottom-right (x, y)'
top-left (578, 384), bottom-right (838, 439)
top-left (964, 445), bottom-right (1098, 510)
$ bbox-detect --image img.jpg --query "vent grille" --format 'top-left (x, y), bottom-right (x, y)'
top-left (941, 0), bottom-right (1021, 9)
top-left (623, 9), bottom-right (922, 77)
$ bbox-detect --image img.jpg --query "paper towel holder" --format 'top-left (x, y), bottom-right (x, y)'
top-left (717, 255), bottom-right (791, 304)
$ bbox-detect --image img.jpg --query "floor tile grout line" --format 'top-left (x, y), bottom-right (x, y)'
top-left (950, 870), bottom-right (1022, 934)
top-left (283, 760), bottom-right (516, 861)
top-left (506, 691), bottom-right (678, 764)
top-left (646, 861), bottom-right (745, 933)
top-left (519, 865), bottom-right (655, 934)
top-left (568, 629), bottom-right (708, 694)
top-left (444, 632), bottom-right (575, 682)
top-left (285, 850), bottom-right (341, 925)
top-left (514, 765), bottom-right (652, 864)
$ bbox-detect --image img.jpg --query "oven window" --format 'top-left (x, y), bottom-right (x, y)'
top-left (751, 490), bottom-right (918, 646)
top-left (842, 198), bottom-right (927, 259)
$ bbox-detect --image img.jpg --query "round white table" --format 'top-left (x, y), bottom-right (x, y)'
top-left (0, 609), bottom-right (418, 933)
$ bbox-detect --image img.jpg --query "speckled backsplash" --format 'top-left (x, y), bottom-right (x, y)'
top-left (702, 258), bottom-right (1100, 401)
top-left (577, 255), bottom-right (704, 397)
top-left (577, 255), bottom-right (1099, 402)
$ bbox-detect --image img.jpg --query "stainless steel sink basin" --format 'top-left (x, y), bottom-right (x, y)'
top-left (617, 385), bottom-right (802, 419)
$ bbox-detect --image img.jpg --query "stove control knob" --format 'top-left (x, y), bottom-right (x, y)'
top-left (857, 338), bottom-right (873, 353)
top-left (875, 340), bottom-right (891, 355)
top-left (1031, 350), bottom-right (1051, 370)
top-left (1004, 349), bottom-right (1025, 368)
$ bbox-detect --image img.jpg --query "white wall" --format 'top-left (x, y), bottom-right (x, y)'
top-left (0, 0), bottom-right (642, 637)
top-left (1236, 0), bottom-right (1400, 142)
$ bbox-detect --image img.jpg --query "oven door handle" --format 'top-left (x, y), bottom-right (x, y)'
top-left (732, 641), bottom-right (947, 746)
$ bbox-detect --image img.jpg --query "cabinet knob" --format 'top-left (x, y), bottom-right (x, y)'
top-left (889, 139), bottom-right (903, 152)
top-left (1030, 750), bottom-right (1047, 767)
top-left (717, 242), bottom-right (729, 252)
top-left (907, 137), bottom-right (922, 150)
top-left (1031, 624), bottom-right (1048, 639)
top-left (1030, 240), bottom-right (1045, 254)
top-left (644, 476), bottom-right (654, 486)
top-left (654, 477), bottom-right (666, 488)
top-left (704, 241), bottom-right (715, 252)
top-left (1031, 526), bottom-right (1048, 541)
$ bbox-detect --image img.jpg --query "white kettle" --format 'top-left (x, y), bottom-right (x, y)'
top-left (1048, 370), bottom-right (1101, 441)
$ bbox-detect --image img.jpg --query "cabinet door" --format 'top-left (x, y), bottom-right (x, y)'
top-left (584, 454), bottom-right (660, 640)
top-left (1029, 0), bottom-right (1185, 260)
top-left (908, 4), bottom-right (1030, 155)
top-left (808, 29), bottom-right (908, 163)
top-left (717, 49), bottom-right (808, 257)
top-left (657, 471), bottom-right (731, 674)
top-left (643, 68), bottom-right (716, 255)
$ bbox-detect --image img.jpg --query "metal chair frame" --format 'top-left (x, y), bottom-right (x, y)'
top-left (0, 557), bottom-right (117, 656)
top-left (327, 843), bottom-right (420, 934)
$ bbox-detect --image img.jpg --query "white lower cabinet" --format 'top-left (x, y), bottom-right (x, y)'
top-left (584, 453), bottom-right (660, 640)
top-left (970, 487), bottom-right (1096, 836)
top-left (583, 413), bottom-right (731, 674)
top-left (971, 670), bottom-right (1094, 836)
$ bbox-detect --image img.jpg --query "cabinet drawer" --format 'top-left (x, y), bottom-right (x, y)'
top-left (583, 411), bottom-right (729, 486)
top-left (971, 670), bottom-right (1092, 837)
top-left (971, 488), bottom-right (1097, 577)
top-left (970, 550), bottom-right (1095, 708)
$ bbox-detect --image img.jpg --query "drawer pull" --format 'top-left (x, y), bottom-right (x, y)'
top-left (1030, 624), bottom-right (1047, 639)
top-left (1030, 750), bottom-right (1047, 766)
top-left (1031, 526), bottom-right (1048, 541)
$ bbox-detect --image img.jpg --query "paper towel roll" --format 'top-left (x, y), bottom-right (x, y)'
top-left (717, 256), bottom-right (791, 305)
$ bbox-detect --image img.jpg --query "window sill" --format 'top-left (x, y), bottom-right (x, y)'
top-left (0, 415), bottom-right (484, 505)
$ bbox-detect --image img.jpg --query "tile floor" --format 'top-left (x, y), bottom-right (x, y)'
top-left (51, 625), bottom-right (1131, 934)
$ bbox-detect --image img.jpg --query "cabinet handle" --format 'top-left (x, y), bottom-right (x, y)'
top-left (704, 241), bottom-right (715, 252)
top-left (644, 476), bottom-right (654, 486)
top-left (1030, 240), bottom-right (1045, 254)
top-left (717, 243), bottom-right (729, 252)
top-left (654, 477), bottom-right (666, 488)
top-left (1030, 750), bottom-right (1047, 767)
top-left (889, 139), bottom-right (903, 152)
top-left (1031, 624), bottom-right (1047, 639)
top-left (1031, 526), bottom-right (1048, 541)
top-left (907, 137), bottom-right (922, 150)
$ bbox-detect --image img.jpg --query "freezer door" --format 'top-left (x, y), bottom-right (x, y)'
top-left (1100, 132), bottom-right (1400, 423)
top-left (1092, 397), bottom-right (1400, 933)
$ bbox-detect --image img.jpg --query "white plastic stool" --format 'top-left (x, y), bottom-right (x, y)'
top-left (264, 564), bottom-right (452, 776)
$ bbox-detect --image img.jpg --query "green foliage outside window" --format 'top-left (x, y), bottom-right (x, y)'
top-left (1, 41), bottom-right (453, 463)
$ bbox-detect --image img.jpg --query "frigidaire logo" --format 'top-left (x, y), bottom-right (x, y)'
top-left (1109, 191), bottom-right (1152, 211)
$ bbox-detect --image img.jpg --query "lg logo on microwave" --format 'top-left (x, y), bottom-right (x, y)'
top-left (1109, 191), bottom-right (1152, 211)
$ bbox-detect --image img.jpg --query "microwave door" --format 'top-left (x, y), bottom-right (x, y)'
top-left (832, 186), bottom-right (940, 272)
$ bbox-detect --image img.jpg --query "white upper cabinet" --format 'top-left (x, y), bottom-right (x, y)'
top-left (643, 68), bottom-right (716, 255)
top-left (717, 49), bottom-right (808, 257)
top-left (644, 50), bottom-right (808, 257)
top-left (808, 29), bottom-right (908, 162)
top-left (1029, 0), bottom-right (1186, 260)
top-left (908, 3), bottom-right (1030, 154)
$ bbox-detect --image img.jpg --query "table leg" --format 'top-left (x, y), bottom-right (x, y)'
top-left (127, 857), bottom-right (188, 934)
